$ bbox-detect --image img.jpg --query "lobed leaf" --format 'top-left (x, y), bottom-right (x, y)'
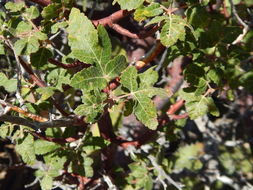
top-left (31, 48), bottom-right (53, 69)
top-left (160, 15), bottom-right (187, 47)
top-left (14, 36), bottom-right (40, 55)
top-left (120, 67), bottom-right (167, 129)
top-left (68, 8), bottom-right (127, 91)
top-left (180, 90), bottom-right (220, 119)
top-left (74, 90), bottom-right (107, 123)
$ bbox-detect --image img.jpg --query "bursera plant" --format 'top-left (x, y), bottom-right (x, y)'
top-left (0, 0), bottom-right (252, 189)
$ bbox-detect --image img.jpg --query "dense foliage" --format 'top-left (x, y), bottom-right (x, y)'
top-left (0, 0), bottom-right (253, 189)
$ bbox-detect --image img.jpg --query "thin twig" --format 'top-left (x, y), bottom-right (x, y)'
top-left (229, 0), bottom-right (250, 45)
top-left (148, 155), bottom-right (183, 190)
top-left (30, 131), bottom-right (79, 144)
top-left (170, 113), bottom-right (189, 120)
top-left (6, 40), bottom-right (26, 107)
top-left (0, 99), bottom-right (48, 122)
top-left (0, 114), bottom-right (82, 129)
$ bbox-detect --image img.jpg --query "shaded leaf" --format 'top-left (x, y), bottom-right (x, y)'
top-left (174, 143), bottom-right (204, 171)
top-left (0, 43), bottom-right (5, 55)
top-left (42, 3), bottom-right (60, 20)
top-left (31, 48), bottom-right (53, 69)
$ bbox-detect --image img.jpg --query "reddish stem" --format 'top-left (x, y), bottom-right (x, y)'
top-left (30, 131), bottom-right (79, 144)
top-left (48, 58), bottom-right (91, 69)
top-left (167, 99), bottom-right (185, 115)
top-left (19, 57), bottom-right (47, 87)
top-left (170, 113), bottom-right (189, 120)
top-left (136, 41), bottom-right (165, 69)
top-left (109, 24), bottom-right (159, 39)
top-left (92, 10), bottom-right (133, 27)
top-left (28, 0), bottom-right (51, 6)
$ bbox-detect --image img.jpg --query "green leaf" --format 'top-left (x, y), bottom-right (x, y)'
top-left (120, 67), bottom-right (165, 129)
top-left (44, 153), bottom-right (67, 172)
top-left (42, 3), bottom-right (60, 20)
top-left (36, 87), bottom-right (57, 101)
top-left (145, 15), bottom-right (167, 26)
top-left (113, 0), bottom-right (144, 10)
top-left (74, 90), bottom-right (107, 123)
top-left (133, 93), bottom-right (158, 130)
top-left (34, 140), bottom-right (60, 155)
top-left (105, 55), bottom-right (127, 78)
top-left (180, 90), bottom-right (220, 119)
top-left (0, 124), bottom-right (14, 139)
top-left (134, 3), bottom-right (163, 22)
top-left (121, 66), bottom-right (138, 92)
top-left (15, 21), bottom-right (33, 36)
top-left (68, 9), bottom-right (127, 90)
top-left (0, 43), bottom-right (5, 55)
top-left (207, 69), bottom-right (221, 85)
top-left (160, 15), bottom-right (187, 47)
top-left (14, 36), bottom-right (40, 55)
top-left (40, 175), bottom-right (53, 190)
top-left (138, 66), bottom-right (158, 88)
top-left (127, 162), bottom-right (153, 189)
top-left (0, 72), bottom-right (17, 92)
top-left (174, 143), bottom-right (204, 171)
top-left (51, 21), bottom-right (68, 33)
top-left (83, 136), bottom-right (110, 153)
top-left (186, 5), bottom-right (209, 28)
top-left (67, 8), bottom-right (99, 64)
top-left (71, 67), bottom-right (106, 90)
top-left (46, 68), bottom-right (71, 91)
top-left (34, 31), bottom-right (48, 40)
top-left (5, 2), bottom-right (24, 12)
top-left (15, 134), bottom-right (36, 165)
top-left (67, 11), bottom-right (111, 65)
top-left (31, 48), bottom-right (53, 69)
top-left (24, 6), bottom-right (40, 19)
